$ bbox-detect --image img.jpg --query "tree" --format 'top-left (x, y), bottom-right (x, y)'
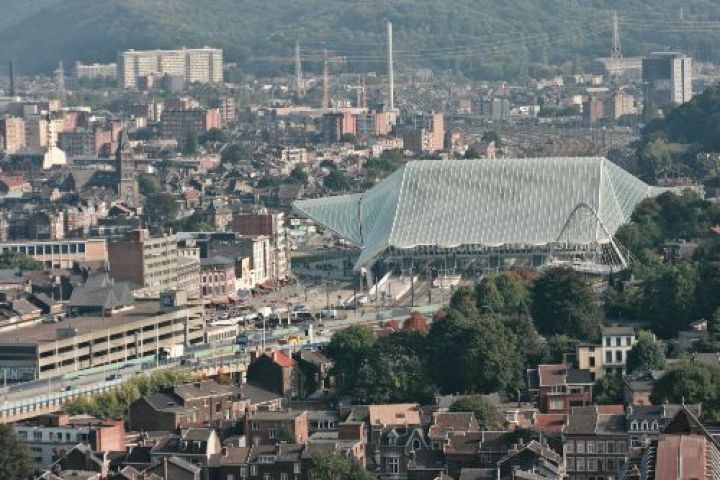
top-left (482, 130), bottom-right (502, 148)
top-left (463, 147), bottom-right (480, 159)
top-left (324, 326), bottom-right (376, 393)
top-left (144, 193), bottom-right (180, 228)
top-left (594, 375), bottom-right (623, 405)
top-left (530, 267), bottom-right (601, 340)
top-left (309, 450), bottom-right (374, 480)
top-left (402, 311), bottom-right (428, 334)
top-left (541, 335), bottom-right (580, 364)
top-left (324, 170), bottom-right (352, 191)
top-left (0, 251), bottom-right (44, 271)
top-left (450, 395), bottom-right (507, 430)
top-left (651, 363), bottom-right (720, 419)
top-left (640, 263), bottom-right (698, 338)
top-left (626, 331), bottom-right (665, 373)
top-left (319, 159), bottom-right (337, 170)
top-left (257, 175), bottom-right (282, 188)
top-left (137, 173), bottom-right (163, 196)
top-left (0, 424), bottom-right (33, 480)
top-left (221, 143), bottom-right (252, 164)
top-left (427, 310), bottom-right (524, 395)
top-left (182, 129), bottom-right (199, 155)
top-left (284, 166), bottom-right (308, 186)
top-left (199, 127), bottom-right (229, 144)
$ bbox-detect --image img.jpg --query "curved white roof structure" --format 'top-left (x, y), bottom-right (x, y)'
top-left (294, 158), bottom-right (662, 270)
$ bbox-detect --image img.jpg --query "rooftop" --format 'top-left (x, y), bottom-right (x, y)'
top-left (294, 157), bottom-right (662, 269)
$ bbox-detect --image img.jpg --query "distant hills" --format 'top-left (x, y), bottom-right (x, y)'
top-left (2, 0), bottom-right (720, 79)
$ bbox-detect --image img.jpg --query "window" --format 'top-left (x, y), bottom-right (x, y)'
top-left (606, 351), bottom-right (613, 363)
top-left (587, 457), bottom-right (597, 471)
top-left (626, 336), bottom-right (633, 346)
top-left (631, 435), bottom-right (640, 448)
top-left (641, 420), bottom-right (648, 431)
top-left (251, 421), bottom-right (260, 430)
top-left (549, 400), bottom-right (564, 411)
top-left (227, 475), bottom-right (235, 480)
top-left (589, 357), bottom-right (596, 367)
top-left (576, 458), bottom-right (585, 471)
top-left (605, 337), bottom-right (611, 346)
top-left (263, 475), bottom-right (271, 480)
top-left (607, 458), bottom-right (616, 472)
top-left (269, 428), bottom-right (277, 439)
top-left (293, 462), bottom-right (301, 474)
top-left (598, 458), bottom-right (605, 472)
top-left (567, 457), bottom-right (575, 471)
top-left (617, 441), bottom-right (627, 452)
top-left (576, 441), bottom-right (585, 454)
top-left (631, 420), bottom-right (638, 431)
top-left (615, 337), bottom-right (621, 346)
top-left (413, 439), bottom-right (421, 450)
top-left (250, 465), bottom-right (258, 476)
top-left (596, 441), bottom-right (605, 453)
top-left (651, 420), bottom-right (659, 431)
top-left (387, 457), bottom-right (399, 474)
top-left (607, 441), bottom-right (615, 453)
top-left (565, 442), bottom-right (574, 454)
top-left (240, 466), bottom-right (248, 478)
top-left (281, 474), bottom-right (288, 480)
top-left (616, 350), bottom-right (623, 363)
top-left (587, 442), bottom-right (595, 454)
top-left (550, 385), bottom-right (564, 393)
top-left (33, 431), bottom-right (43, 441)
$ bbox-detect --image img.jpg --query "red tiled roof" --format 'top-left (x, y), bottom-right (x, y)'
top-left (270, 351), bottom-right (295, 367)
top-left (0, 175), bottom-right (28, 187)
top-left (655, 434), bottom-right (707, 480)
top-left (597, 405), bottom-right (625, 415)
top-left (533, 413), bottom-right (566, 433)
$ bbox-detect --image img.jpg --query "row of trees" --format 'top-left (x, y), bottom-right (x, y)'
top-left (64, 369), bottom-right (199, 419)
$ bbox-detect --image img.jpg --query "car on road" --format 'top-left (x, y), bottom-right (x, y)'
top-left (320, 309), bottom-right (337, 319)
top-left (293, 304), bottom-right (308, 313)
top-left (105, 373), bottom-right (122, 381)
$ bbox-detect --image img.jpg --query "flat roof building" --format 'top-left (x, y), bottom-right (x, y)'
top-left (119, 47), bottom-right (223, 89)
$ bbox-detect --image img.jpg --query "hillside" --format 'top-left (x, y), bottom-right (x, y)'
top-left (2, 0), bottom-right (720, 79)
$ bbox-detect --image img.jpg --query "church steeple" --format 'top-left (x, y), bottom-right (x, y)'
top-left (116, 130), bottom-right (139, 206)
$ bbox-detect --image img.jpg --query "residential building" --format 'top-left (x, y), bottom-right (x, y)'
top-left (245, 410), bottom-right (309, 446)
top-left (160, 108), bottom-right (221, 142)
top-left (240, 235), bottom-right (272, 286)
top-left (528, 364), bottom-right (594, 414)
top-left (14, 413), bottom-right (124, 470)
top-left (107, 229), bottom-right (178, 296)
top-left (200, 255), bottom-right (236, 297)
top-left (564, 405), bottom-right (629, 480)
top-left (322, 111), bottom-right (356, 143)
top-left (402, 112), bottom-right (444, 153)
top-left (247, 352), bottom-right (298, 398)
top-left (74, 62), bottom-right (118, 82)
top-left (1, 116), bottom-right (25, 153)
top-left (119, 47), bottom-right (223, 89)
top-left (228, 210), bottom-right (289, 280)
top-left (129, 380), bottom-right (244, 431)
top-left (216, 96), bottom-right (237, 125)
top-left (643, 52), bottom-right (692, 106)
top-left (576, 326), bottom-right (637, 379)
top-left (116, 129), bottom-right (140, 206)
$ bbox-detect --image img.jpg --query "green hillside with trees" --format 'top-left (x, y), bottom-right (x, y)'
top-left (2, 0), bottom-right (720, 78)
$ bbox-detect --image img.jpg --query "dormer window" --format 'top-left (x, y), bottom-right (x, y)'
top-left (641, 420), bottom-right (649, 431)
top-left (631, 420), bottom-right (638, 431)
top-left (413, 439), bottom-right (421, 450)
top-left (651, 420), bottom-right (659, 431)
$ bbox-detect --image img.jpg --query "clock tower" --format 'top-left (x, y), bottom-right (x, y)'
top-left (116, 130), bottom-right (139, 207)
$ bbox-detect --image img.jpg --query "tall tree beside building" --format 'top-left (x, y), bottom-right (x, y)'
top-left (625, 331), bottom-right (666, 373)
top-left (0, 424), bottom-right (33, 480)
top-left (529, 267), bottom-right (601, 341)
top-left (450, 395), bottom-right (507, 430)
top-left (310, 451), bottom-right (374, 480)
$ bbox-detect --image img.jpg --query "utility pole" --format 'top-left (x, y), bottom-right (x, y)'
top-left (294, 40), bottom-right (303, 99)
top-left (386, 21), bottom-right (395, 111)
top-left (611, 11), bottom-right (622, 60)
top-left (322, 49), bottom-right (330, 110)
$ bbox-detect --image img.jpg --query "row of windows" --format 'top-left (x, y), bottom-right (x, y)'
top-left (567, 456), bottom-right (625, 472)
top-left (565, 440), bottom-right (627, 454)
top-left (604, 336), bottom-right (633, 347)
top-left (225, 462), bottom-right (300, 480)
top-left (1, 243), bottom-right (86, 255)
